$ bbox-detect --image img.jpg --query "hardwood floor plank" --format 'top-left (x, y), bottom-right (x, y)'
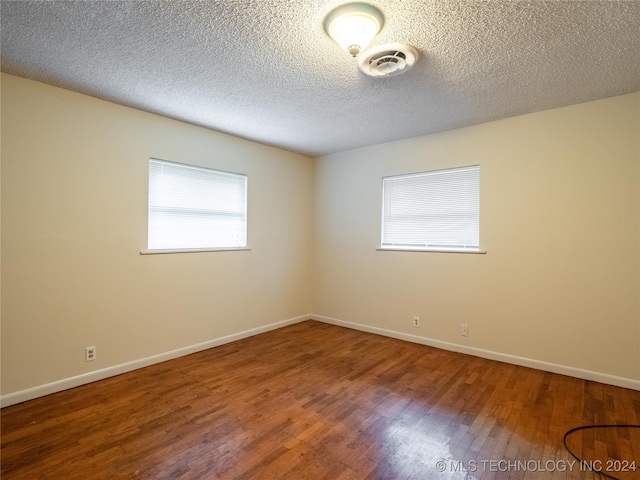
top-left (2, 320), bottom-right (639, 479)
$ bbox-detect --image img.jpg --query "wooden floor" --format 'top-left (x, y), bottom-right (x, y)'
top-left (2, 320), bottom-right (639, 479)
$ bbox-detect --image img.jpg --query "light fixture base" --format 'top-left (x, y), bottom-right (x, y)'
top-left (348, 45), bottom-right (361, 57)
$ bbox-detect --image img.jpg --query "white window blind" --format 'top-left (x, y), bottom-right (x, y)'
top-left (147, 159), bottom-right (247, 250)
top-left (381, 165), bottom-right (480, 251)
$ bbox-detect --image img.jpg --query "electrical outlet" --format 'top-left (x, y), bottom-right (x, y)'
top-left (413, 316), bottom-right (420, 327)
top-left (460, 324), bottom-right (469, 337)
top-left (85, 346), bottom-right (96, 362)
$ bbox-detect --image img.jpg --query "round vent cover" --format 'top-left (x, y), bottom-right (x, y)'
top-left (358, 43), bottom-right (418, 77)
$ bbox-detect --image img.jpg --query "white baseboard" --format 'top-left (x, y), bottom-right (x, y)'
top-left (312, 314), bottom-right (640, 392)
top-left (4, 312), bottom-right (638, 408)
top-left (1, 314), bottom-right (311, 408)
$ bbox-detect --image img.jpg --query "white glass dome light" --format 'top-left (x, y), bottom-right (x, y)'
top-left (324, 3), bottom-right (385, 57)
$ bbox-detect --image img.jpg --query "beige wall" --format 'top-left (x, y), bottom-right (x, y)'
top-left (1, 74), bottom-right (313, 396)
top-left (2, 73), bottom-right (639, 401)
top-left (312, 93), bottom-right (640, 382)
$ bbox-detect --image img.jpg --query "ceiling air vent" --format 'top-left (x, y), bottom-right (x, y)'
top-left (358, 43), bottom-right (418, 78)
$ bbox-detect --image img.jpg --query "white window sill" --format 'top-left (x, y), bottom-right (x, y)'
top-left (140, 247), bottom-right (251, 255)
top-left (377, 247), bottom-right (486, 254)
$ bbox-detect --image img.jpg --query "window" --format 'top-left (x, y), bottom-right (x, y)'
top-left (147, 158), bottom-right (247, 251)
top-left (381, 165), bottom-right (480, 252)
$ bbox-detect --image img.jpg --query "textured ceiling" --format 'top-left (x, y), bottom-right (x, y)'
top-left (1, 0), bottom-right (639, 156)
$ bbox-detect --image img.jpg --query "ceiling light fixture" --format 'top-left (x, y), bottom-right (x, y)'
top-left (323, 2), bottom-right (384, 57)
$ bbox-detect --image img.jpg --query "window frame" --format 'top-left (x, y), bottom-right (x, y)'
top-left (379, 165), bottom-right (484, 254)
top-left (141, 158), bottom-right (250, 255)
